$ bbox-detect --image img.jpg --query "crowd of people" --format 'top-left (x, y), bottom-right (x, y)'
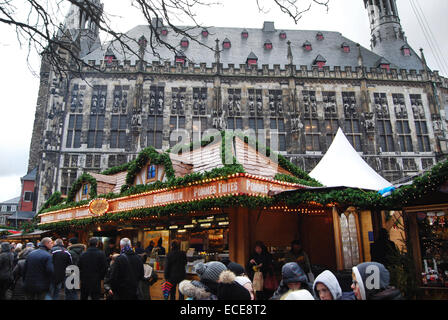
top-left (0, 235), bottom-right (402, 301)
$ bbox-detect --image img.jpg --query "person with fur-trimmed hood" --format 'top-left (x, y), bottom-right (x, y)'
top-left (179, 280), bottom-right (217, 300)
top-left (217, 270), bottom-right (251, 300)
top-left (313, 270), bottom-right (355, 300)
top-left (270, 262), bottom-right (313, 300)
top-left (351, 262), bottom-right (402, 300)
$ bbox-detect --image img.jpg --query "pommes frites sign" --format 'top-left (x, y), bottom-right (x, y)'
top-left (39, 176), bottom-right (301, 225)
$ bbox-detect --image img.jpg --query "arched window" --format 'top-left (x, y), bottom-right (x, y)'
top-left (340, 212), bottom-right (361, 269)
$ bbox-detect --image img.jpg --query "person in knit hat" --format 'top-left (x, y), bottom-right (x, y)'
top-left (217, 270), bottom-right (251, 300)
top-left (313, 270), bottom-right (355, 300)
top-left (194, 261), bottom-right (227, 297)
top-left (351, 262), bottom-right (402, 300)
top-left (270, 262), bottom-right (312, 300)
top-left (234, 276), bottom-right (255, 300)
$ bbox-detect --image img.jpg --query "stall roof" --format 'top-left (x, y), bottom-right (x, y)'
top-left (309, 128), bottom-right (392, 191)
top-left (6, 229), bottom-right (49, 239)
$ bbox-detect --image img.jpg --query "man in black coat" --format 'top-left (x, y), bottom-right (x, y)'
top-left (0, 242), bottom-right (14, 300)
top-left (50, 239), bottom-right (72, 300)
top-left (110, 238), bottom-right (144, 300)
top-left (164, 240), bottom-right (187, 300)
top-left (78, 237), bottom-right (107, 300)
top-left (23, 237), bottom-right (54, 300)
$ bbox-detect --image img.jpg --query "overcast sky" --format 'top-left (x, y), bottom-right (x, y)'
top-left (0, 0), bottom-right (447, 203)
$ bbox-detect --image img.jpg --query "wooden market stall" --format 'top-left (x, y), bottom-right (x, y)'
top-left (38, 134), bottom-right (338, 299)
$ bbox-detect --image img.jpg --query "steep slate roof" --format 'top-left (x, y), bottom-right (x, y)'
top-left (0, 197), bottom-right (20, 205)
top-left (82, 22), bottom-right (424, 71)
top-left (21, 168), bottom-right (37, 181)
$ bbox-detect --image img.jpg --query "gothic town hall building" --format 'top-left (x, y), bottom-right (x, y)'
top-left (27, 0), bottom-right (448, 209)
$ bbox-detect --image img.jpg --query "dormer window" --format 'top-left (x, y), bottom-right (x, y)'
top-left (380, 64), bottom-right (390, 71)
top-left (314, 54), bottom-right (327, 69)
top-left (401, 45), bottom-right (411, 56)
top-left (223, 38), bottom-right (231, 49)
top-left (104, 48), bottom-right (116, 64)
top-left (341, 43), bottom-right (350, 53)
top-left (175, 51), bottom-right (186, 65)
top-left (146, 164), bottom-right (157, 182)
top-left (264, 40), bottom-right (273, 50)
top-left (180, 37), bottom-right (189, 48)
top-left (161, 27), bottom-right (168, 36)
top-left (202, 29), bottom-right (209, 37)
top-left (246, 52), bottom-right (258, 66)
top-left (303, 41), bottom-right (312, 51)
top-left (279, 31), bottom-right (287, 39)
top-left (316, 32), bottom-right (324, 41)
top-left (241, 29), bottom-right (249, 39)
top-left (376, 58), bottom-right (391, 71)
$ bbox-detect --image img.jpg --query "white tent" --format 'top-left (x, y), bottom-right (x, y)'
top-left (309, 128), bottom-right (392, 191)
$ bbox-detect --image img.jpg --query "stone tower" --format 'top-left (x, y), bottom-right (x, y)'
top-left (62, 0), bottom-right (103, 57)
top-left (363, 0), bottom-right (422, 69)
top-left (28, 0), bottom-right (104, 208)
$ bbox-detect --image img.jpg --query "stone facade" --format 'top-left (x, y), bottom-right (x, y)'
top-left (28, 1), bottom-right (448, 210)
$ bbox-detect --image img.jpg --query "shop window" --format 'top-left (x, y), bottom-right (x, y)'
top-left (340, 212), bottom-right (360, 270)
top-left (417, 212), bottom-right (448, 287)
top-left (146, 164), bottom-right (157, 182)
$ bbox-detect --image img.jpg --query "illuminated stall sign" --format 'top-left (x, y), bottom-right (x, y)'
top-left (39, 175), bottom-right (302, 225)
